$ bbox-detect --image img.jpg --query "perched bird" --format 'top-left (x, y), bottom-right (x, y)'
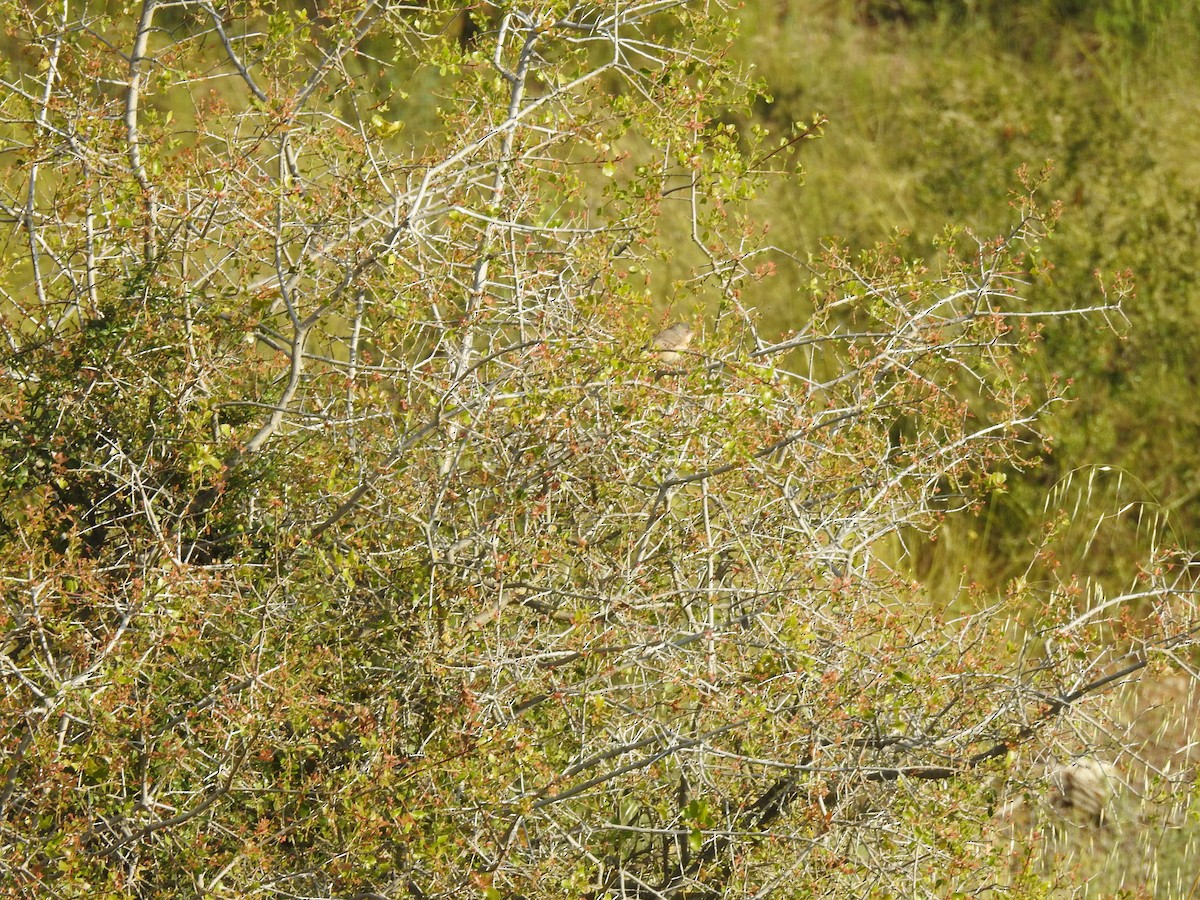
top-left (651, 322), bottom-right (694, 365)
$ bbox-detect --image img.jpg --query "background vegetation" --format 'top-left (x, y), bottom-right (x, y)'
top-left (729, 0), bottom-right (1200, 594)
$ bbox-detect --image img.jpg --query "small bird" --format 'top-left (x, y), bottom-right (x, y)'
top-left (651, 322), bottom-right (694, 365)
top-left (1048, 758), bottom-right (1121, 826)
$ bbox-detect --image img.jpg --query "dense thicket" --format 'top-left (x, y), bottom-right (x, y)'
top-left (1, 2), bottom-right (1197, 897)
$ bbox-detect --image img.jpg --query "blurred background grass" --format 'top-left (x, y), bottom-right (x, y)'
top-left (722, 0), bottom-right (1200, 600)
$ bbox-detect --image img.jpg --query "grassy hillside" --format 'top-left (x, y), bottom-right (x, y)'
top-left (724, 0), bottom-right (1200, 593)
